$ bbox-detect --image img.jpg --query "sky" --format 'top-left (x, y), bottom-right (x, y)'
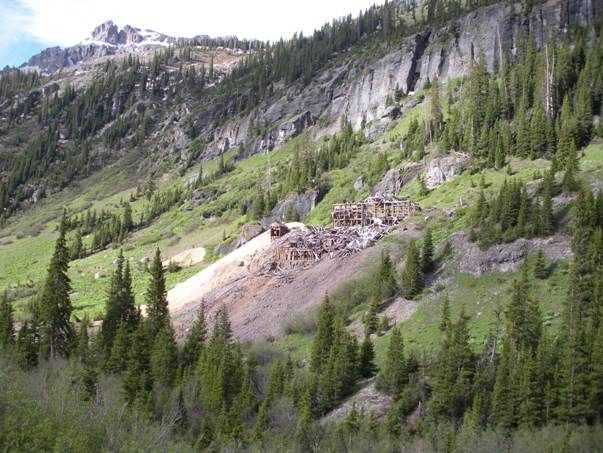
top-left (0, 0), bottom-right (383, 68)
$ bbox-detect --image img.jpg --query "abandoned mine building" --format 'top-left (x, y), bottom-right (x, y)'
top-left (332, 196), bottom-right (420, 227)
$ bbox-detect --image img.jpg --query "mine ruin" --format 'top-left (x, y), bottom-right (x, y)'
top-left (272, 196), bottom-right (420, 269)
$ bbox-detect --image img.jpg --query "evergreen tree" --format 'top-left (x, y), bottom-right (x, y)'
top-left (421, 228), bottom-right (434, 273)
top-left (534, 249), bottom-right (548, 279)
top-left (181, 303), bottom-right (206, 369)
top-left (123, 325), bottom-right (151, 407)
top-left (38, 215), bottom-right (75, 358)
top-left (490, 338), bottom-right (514, 430)
top-left (106, 323), bottom-right (128, 373)
top-left (0, 292), bottom-right (15, 348)
top-left (145, 248), bottom-right (169, 338)
top-left (377, 327), bottom-right (407, 396)
top-left (439, 294), bottom-right (451, 333)
top-left (363, 294), bottom-right (379, 336)
top-left (540, 170), bottom-right (555, 236)
top-left (590, 319), bottom-right (603, 420)
top-left (102, 250), bottom-right (125, 351)
top-left (359, 335), bottom-right (377, 379)
top-left (310, 294), bottom-right (335, 373)
top-left (562, 140), bottom-right (579, 192)
top-left (69, 230), bottom-right (84, 260)
top-left (150, 324), bottom-right (178, 388)
top-left (401, 241), bottom-right (423, 298)
top-left (16, 321), bottom-right (38, 369)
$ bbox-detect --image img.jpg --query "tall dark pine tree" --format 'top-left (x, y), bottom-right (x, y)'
top-left (310, 294), bottom-right (335, 373)
top-left (401, 241), bottom-right (423, 298)
top-left (421, 228), bottom-right (435, 273)
top-left (377, 327), bottom-right (407, 396)
top-left (102, 251), bottom-right (125, 351)
top-left (181, 303), bottom-right (207, 369)
top-left (38, 216), bottom-right (75, 358)
top-left (145, 248), bottom-right (169, 338)
top-left (0, 292), bottom-right (15, 348)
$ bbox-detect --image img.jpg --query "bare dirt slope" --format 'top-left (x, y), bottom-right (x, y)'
top-left (169, 229), bottom-right (380, 341)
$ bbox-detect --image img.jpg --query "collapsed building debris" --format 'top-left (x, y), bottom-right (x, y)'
top-left (274, 224), bottom-right (390, 269)
top-left (270, 197), bottom-right (419, 270)
top-left (332, 196), bottom-right (420, 227)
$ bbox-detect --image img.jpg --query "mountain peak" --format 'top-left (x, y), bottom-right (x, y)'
top-left (88, 20), bottom-right (120, 45)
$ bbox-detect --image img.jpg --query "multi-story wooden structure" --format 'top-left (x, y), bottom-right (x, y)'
top-left (332, 196), bottom-right (419, 227)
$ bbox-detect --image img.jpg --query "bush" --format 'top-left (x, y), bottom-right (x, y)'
top-left (284, 309), bottom-right (318, 335)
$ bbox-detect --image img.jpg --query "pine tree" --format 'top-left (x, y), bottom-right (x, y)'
top-left (69, 230), bottom-right (84, 260)
top-left (102, 250), bottom-right (125, 351)
top-left (439, 294), bottom-right (451, 333)
top-left (106, 323), bottom-right (128, 373)
top-left (359, 335), bottom-right (377, 378)
top-left (0, 292), bottom-right (15, 348)
top-left (16, 321), bottom-right (37, 369)
top-left (517, 351), bottom-right (542, 427)
top-left (377, 327), bottom-right (407, 396)
top-left (562, 139), bottom-right (579, 192)
top-left (421, 228), bottom-right (434, 273)
top-left (123, 325), bottom-right (151, 407)
top-left (181, 304), bottom-right (206, 369)
top-left (590, 319), bottom-right (603, 420)
top-left (150, 324), bottom-right (178, 388)
top-left (490, 338), bottom-right (514, 430)
top-left (540, 171), bottom-right (555, 236)
top-left (401, 241), bottom-right (423, 299)
top-left (38, 215), bottom-right (75, 358)
top-left (145, 248), bottom-right (169, 338)
top-left (534, 249), bottom-right (548, 279)
top-left (75, 317), bottom-right (99, 402)
top-left (363, 294), bottom-right (379, 336)
top-left (310, 294), bottom-right (335, 373)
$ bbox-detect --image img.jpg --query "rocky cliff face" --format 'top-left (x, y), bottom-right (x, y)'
top-left (193, 0), bottom-right (603, 160)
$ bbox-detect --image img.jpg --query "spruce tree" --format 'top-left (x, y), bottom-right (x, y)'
top-left (540, 171), bottom-right (555, 236)
top-left (401, 241), bottom-right (423, 299)
top-left (364, 293), bottom-right (379, 336)
top-left (150, 324), bottom-right (178, 388)
top-left (534, 249), bottom-right (548, 279)
top-left (310, 294), bottom-right (335, 373)
top-left (123, 324), bottom-right (151, 407)
top-left (181, 303), bottom-right (206, 369)
top-left (359, 335), bottom-right (377, 379)
top-left (145, 248), bottom-right (169, 338)
top-left (0, 292), bottom-right (15, 348)
top-left (38, 215), bottom-right (75, 358)
top-left (377, 327), bottom-right (407, 396)
top-left (590, 320), bottom-right (603, 420)
top-left (106, 323), bottom-right (128, 373)
top-left (102, 250), bottom-right (125, 351)
top-left (562, 140), bottom-right (579, 192)
top-left (16, 321), bottom-right (37, 369)
top-left (490, 338), bottom-right (514, 430)
top-left (421, 228), bottom-right (434, 273)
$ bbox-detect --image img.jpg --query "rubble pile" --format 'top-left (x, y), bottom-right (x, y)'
top-left (274, 224), bottom-right (390, 269)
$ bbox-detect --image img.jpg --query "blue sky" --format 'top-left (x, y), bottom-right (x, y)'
top-left (0, 0), bottom-right (382, 68)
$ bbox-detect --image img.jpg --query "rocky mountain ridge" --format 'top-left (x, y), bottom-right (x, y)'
top-left (20, 20), bottom-right (214, 73)
top-left (190, 0), bottom-right (603, 162)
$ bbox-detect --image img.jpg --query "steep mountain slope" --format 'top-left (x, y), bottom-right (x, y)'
top-left (2, 0), bottom-right (603, 450)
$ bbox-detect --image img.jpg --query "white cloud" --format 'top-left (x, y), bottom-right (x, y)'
top-left (15, 0), bottom-right (383, 47)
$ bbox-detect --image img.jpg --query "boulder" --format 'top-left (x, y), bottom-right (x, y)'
top-left (424, 151), bottom-right (470, 189)
top-left (261, 191), bottom-right (317, 228)
top-left (373, 168), bottom-right (402, 197)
